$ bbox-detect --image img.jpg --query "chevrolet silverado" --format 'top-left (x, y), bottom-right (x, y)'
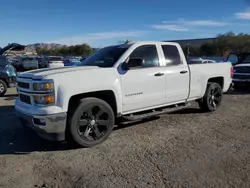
top-left (15, 41), bottom-right (233, 147)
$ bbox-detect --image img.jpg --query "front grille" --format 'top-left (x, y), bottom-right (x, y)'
top-left (19, 94), bottom-right (31, 104)
top-left (17, 82), bottom-right (30, 89)
top-left (233, 74), bottom-right (250, 80)
top-left (234, 66), bottom-right (250, 73)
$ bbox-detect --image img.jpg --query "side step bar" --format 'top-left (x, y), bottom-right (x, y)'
top-left (122, 103), bottom-right (191, 121)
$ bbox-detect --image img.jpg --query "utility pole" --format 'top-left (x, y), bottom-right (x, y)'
top-left (185, 43), bottom-right (190, 59)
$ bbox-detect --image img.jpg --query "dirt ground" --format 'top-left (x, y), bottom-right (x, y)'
top-left (0, 88), bottom-right (250, 188)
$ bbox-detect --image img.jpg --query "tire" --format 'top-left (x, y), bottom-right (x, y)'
top-left (67, 97), bottom-right (115, 148)
top-left (198, 82), bottom-right (222, 112)
top-left (0, 79), bottom-right (7, 97)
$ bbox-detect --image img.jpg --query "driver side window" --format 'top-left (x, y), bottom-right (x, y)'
top-left (128, 45), bottom-right (159, 67)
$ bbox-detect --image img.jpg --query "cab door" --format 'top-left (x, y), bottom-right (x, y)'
top-left (120, 44), bottom-right (166, 113)
top-left (160, 44), bottom-right (190, 103)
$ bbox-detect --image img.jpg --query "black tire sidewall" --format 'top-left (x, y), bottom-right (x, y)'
top-left (204, 83), bottom-right (222, 111)
top-left (0, 80), bottom-right (7, 97)
top-left (69, 98), bottom-right (115, 148)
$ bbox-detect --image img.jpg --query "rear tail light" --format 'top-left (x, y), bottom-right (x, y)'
top-left (230, 66), bottom-right (234, 78)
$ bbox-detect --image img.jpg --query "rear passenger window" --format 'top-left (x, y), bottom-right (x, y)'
top-left (129, 45), bottom-right (159, 67)
top-left (161, 45), bottom-right (182, 66)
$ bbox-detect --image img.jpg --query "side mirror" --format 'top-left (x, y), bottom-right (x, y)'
top-left (122, 58), bottom-right (144, 70)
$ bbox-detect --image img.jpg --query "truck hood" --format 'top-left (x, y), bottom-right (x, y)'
top-left (0, 43), bottom-right (26, 56)
top-left (18, 66), bottom-right (100, 79)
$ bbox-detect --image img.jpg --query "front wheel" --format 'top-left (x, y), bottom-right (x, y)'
top-left (0, 79), bottom-right (7, 97)
top-left (198, 82), bottom-right (222, 112)
top-left (68, 97), bottom-right (115, 148)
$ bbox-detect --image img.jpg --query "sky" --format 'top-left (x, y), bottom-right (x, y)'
top-left (0, 0), bottom-right (250, 48)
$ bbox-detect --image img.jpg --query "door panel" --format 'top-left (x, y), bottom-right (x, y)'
top-left (164, 65), bottom-right (189, 103)
top-left (120, 44), bottom-right (166, 113)
top-left (121, 67), bottom-right (166, 112)
top-left (160, 45), bottom-right (190, 103)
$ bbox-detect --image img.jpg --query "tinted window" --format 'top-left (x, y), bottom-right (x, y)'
top-left (161, 45), bottom-right (181, 66)
top-left (227, 54), bottom-right (238, 64)
top-left (79, 45), bottom-right (130, 67)
top-left (49, 56), bottom-right (63, 61)
top-left (22, 57), bottom-right (35, 61)
top-left (242, 55), bottom-right (250, 64)
top-left (129, 45), bottom-right (159, 67)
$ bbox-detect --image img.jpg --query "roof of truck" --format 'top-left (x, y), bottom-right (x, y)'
top-left (112, 41), bottom-right (180, 49)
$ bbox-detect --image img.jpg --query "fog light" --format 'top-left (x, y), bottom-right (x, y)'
top-left (33, 118), bottom-right (46, 126)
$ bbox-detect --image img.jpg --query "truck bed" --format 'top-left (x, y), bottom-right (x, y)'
top-left (188, 62), bottom-right (232, 100)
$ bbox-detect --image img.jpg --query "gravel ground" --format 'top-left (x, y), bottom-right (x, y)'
top-left (0, 88), bottom-right (250, 188)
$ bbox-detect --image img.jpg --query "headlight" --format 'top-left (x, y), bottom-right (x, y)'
top-left (33, 80), bottom-right (54, 91)
top-left (6, 68), bottom-right (10, 75)
top-left (5, 65), bottom-right (16, 76)
top-left (33, 94), bottom-right (55, 105)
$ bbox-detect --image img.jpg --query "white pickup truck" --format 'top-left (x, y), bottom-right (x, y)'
top-left (15, 41), bottom-right (233, 147)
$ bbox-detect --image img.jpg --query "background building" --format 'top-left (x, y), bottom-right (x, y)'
top-left (165, 38), bottom-right (217, 48)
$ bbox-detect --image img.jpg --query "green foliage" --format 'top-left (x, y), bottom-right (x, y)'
top-left (181, 32), bottom-right (250, 57)
top-left (36, 43), bottom-right (94, 56)
top-left (214, 32), bottom-right (250, 55)
top-left (200, 43), bottom-right (218, 56)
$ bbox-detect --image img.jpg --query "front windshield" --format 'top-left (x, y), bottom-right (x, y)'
top-left (78, 45), bottom-right (131, 67)
top-left (241, 54), bottom-right (250, 64)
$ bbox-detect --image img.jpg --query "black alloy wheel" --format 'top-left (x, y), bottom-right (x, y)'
top-left (0, 79), bottom-right (7, 97)
top-left (208, 86), bottom-right (222, 109)
top-left (198, 82), bottom-right (222, 112)
top-left (68, 98), bottom-right (114, 147)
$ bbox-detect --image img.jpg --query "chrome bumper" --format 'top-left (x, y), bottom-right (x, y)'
top-left (15, 109), bottom-right (67, 141)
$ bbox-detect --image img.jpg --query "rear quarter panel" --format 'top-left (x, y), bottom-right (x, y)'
top-left (188, 62), bottom-right (232, 100)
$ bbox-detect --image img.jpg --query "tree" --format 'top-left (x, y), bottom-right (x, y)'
top-left (36, 43), bottom-right (94, 56)
top-left (200, 43), bottom-right (218, 56)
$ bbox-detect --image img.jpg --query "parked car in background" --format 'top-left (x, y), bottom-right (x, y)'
top-left (0, 43), bottom-right (25, 96)
top-left (227, 52), bottom-right (250, 88)
top-left (36, 57), bottom-right (45, 68)
top-left (40, 56), bottom-right (64, 68)
top-left (63, 57), bottom-right (82, 66)
top-left (17, 56), bottom-right (39, 71)
top-left (80, 56), bottom-right (87, 62)
top-left (10, 59), bottom-right (21, 70)
top-left (188, 58), bottom-right (216, 64)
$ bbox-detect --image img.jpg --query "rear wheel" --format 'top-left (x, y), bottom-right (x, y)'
top-left (68, 98), bottom-right (115, 148)
top-left (198, 82), bottom-right (222, 112)
top-left (0, 79), bottom-right (7, 97)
